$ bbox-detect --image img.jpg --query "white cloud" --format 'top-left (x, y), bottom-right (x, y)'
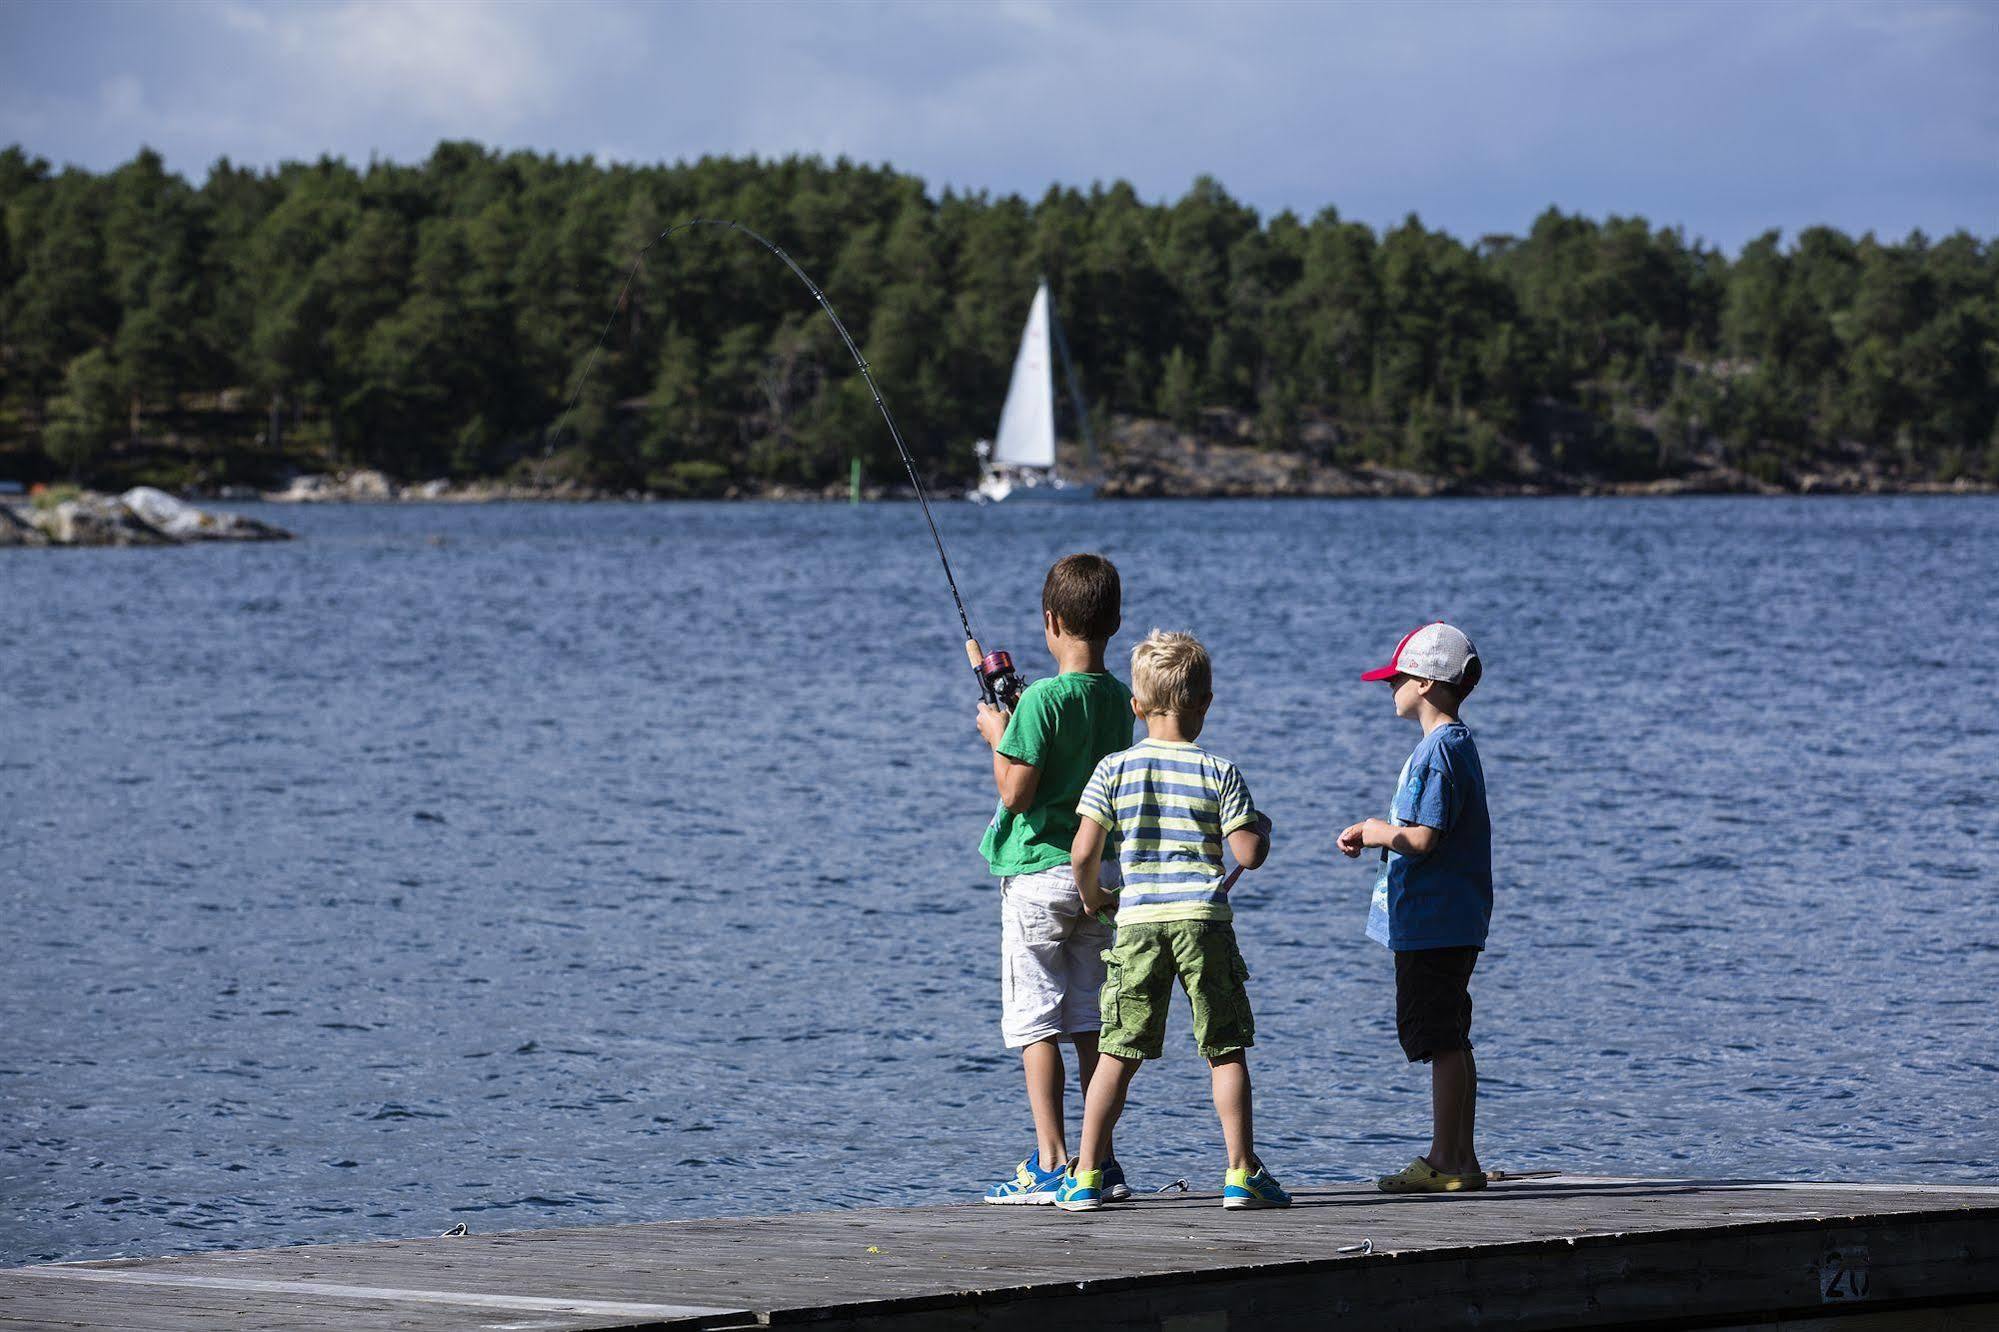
top-left (248, 0), bottom-right (561, 126)
top-left (212, 2), bottom-right (270, 36)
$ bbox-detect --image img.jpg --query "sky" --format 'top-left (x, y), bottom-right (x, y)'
top-left (1, 0), bottom-right (1994, 253)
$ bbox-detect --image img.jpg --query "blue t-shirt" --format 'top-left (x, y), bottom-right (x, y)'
top-left (1365, 722), bottom-right (1492, 951)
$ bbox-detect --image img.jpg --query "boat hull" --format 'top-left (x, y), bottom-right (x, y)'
top-left (974, 468), bottom-right (1095, 504)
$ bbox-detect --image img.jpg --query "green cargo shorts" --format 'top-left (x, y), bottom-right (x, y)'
top-left (1098, 920), bottom-right (1255, 1061)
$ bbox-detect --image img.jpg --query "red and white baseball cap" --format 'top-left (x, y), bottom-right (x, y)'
top-left (1360, 622), bottom-right (1480, 686)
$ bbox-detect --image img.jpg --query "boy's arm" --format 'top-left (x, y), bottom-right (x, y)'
top-left (1070, 816), bottom-right (1115, 914)
top-left (1337, 818), bottom-right (1440, 858)
top-left (1225, 811), bottom-right (1272, 870)
top-left (976, 701), bottom-right (1042, 813)
top-left (991, 750), bottom-right (1041, 813)
top-left (1338, 757), bottom-right (1451, 859)
top-left (1218, 767), bottom-right (1269, 871)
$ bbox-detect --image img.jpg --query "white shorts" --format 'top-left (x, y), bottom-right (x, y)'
top-left (999, 865), bottom-right (1114, 1048)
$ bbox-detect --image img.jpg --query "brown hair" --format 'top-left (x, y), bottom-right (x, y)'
top-left (1420, 658), bottom-right (1480, 710)
top-left (1131, 629), bottom-right (1211, 716)
top-left (1454, 656), bottom-right (1482, 699)
top-left (1042, 553), bottom-right (1121, 642)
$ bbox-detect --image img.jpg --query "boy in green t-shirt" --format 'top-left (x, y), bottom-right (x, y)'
top-left (975, 553), bottom-right (1136, 1204)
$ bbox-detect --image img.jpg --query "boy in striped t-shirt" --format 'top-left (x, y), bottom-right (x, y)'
top-left (1054, 631), bottom-right (1290, 1211)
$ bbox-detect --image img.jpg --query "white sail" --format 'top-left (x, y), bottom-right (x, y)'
top-left (992, 282), bottom-right (1056, 470)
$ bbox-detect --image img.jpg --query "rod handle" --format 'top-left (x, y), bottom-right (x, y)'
top-left (965, 638), bottom-right (984, 668)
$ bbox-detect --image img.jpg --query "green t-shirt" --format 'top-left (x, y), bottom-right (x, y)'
top-left (979, 671), bottom-right (1135, 877)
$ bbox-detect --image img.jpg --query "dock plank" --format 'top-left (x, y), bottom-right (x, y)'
top-left (4, 1177), bottom-right (1997, 1330)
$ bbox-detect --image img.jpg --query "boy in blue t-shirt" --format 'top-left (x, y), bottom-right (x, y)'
top-left (1337, 622), bottom-right (1493, 1194)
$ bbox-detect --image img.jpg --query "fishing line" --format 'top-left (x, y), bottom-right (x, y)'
top-left (549, 218), bottom-right (980, 648)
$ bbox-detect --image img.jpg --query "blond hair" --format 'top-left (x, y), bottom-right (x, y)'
top-left (1130, 629), bottom-right (1212, 716)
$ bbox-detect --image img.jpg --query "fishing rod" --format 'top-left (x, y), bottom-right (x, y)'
top-left (550, 217), bottom-right (1024, 711)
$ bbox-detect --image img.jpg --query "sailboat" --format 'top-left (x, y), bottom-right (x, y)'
top-left (973, 281), bottom-right (1095, 503)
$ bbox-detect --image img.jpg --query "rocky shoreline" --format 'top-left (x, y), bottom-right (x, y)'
top-left (7, 458), bottom-right (1984, 548)
top-left (18, 414), bottom-right (1984, 529)
top-left (1, 488), bottom-right (292, 547)
top-left (1094, 452), bottom-right (1994, 500)
top-left (249, 469), bottom-right (953, 504)
top-left (1093, 417), bottom-right (1995, 499)
top-left (231, 445), bottom-right (1993, 508)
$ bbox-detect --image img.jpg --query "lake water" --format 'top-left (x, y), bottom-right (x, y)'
top-left (3, 496), bottom-right (1995, 1265)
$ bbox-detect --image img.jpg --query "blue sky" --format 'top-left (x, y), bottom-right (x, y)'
top-left (2, 0), bottom-right (1993, 252)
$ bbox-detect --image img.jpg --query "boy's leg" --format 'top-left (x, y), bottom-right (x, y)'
top-left (1060, 878), bottom-right (1116, 1164)
top-left (1001, 872), bottom-right (1087, 1169)
top-left (1395, 947), bottom-right (1481, 1178)
top-left (1084, 923), bottom-right (1171, 1175)
top-left (1073, 1032), bottom-right (1098, 1090)
top-left (1461, 1047), bottom-right (1479, 1170)
top-left (1184, 923), bottom-right (1258, 1173)
top-left (1070, 1032), bottom-right (1114, 1163)
top-left (1208, 1051), bottom-right (1254, 1174)
top-left (1021, 1039), bottom-right (1070, 1167)
top-left (1073, 1052), bottom-right (1140, 1174)
top-left (1198, 933), bottom-right (1291, 1211)
top-left (1426, 1049), bottom-right (1475, 1175)
top-left (1427, 1047), bottom-right (1479, 1176)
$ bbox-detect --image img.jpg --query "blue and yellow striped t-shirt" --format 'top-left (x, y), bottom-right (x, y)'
top-left (1076, 738), bottom-right (1259, 924)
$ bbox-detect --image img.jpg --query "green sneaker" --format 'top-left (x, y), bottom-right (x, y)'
top-left (1223, 1165), bottom-right (1291, 1209)
top-left (1054, 1166), bottom-right (1105, 1212)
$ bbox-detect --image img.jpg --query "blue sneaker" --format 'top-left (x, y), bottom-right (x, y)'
top-left (1223, 1165), bottom-right (1292, 1209)
top-left (983, 1151), bottom-right (1065, 1205)
top-left (1102, 1157), bottom-right (1132, 1202)
top-left (1054, 1166), bottom-right (1104, 1212)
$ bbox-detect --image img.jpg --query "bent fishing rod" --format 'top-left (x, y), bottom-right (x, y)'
top-left (550, 218), bottom-right (1024, 710)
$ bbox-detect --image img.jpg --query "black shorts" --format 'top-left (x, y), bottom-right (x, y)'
top-left (1394, 946), bottom-right (1479, 1063)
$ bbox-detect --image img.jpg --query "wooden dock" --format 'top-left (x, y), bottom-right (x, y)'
top-left (4, 1176), bottom-right (1996, 1330)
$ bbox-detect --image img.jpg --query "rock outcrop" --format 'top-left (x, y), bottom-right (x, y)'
top-left (0, 490), bottom-right (293, 548)
top-left (1095, 419), bottom-right (1451, 499)
top-left (264, 470), bottom-right (397, 502)
top-left (0, 503), bottom-right (49, 546)
top-left (261, 469), bottom-right (625, 502)
top-left (121, 487), bottom-right (291, 541)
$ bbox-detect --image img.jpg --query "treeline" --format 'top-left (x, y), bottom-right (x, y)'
top-left (2, 142), bottom-right (1996, 494)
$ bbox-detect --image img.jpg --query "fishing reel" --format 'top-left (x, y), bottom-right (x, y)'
top-left (966, 638), bottom-right (1027, 712)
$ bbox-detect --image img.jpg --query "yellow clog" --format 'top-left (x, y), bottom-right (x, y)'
top-left (1376, 1156), bottom-right (1488, 1193)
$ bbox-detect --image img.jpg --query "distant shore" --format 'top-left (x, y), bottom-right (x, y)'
top-left (231, 416), bottom-right (1996, 505)
top-left (12, 412), bottom-right (1991, 516)
top-left (233, 468), bottom-right (1995, 505)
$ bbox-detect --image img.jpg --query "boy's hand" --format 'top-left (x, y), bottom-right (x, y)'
top-left (1337, 821), bottom-right (1368, 857)
top-left (975, 701), bottom-right (1011, 749)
